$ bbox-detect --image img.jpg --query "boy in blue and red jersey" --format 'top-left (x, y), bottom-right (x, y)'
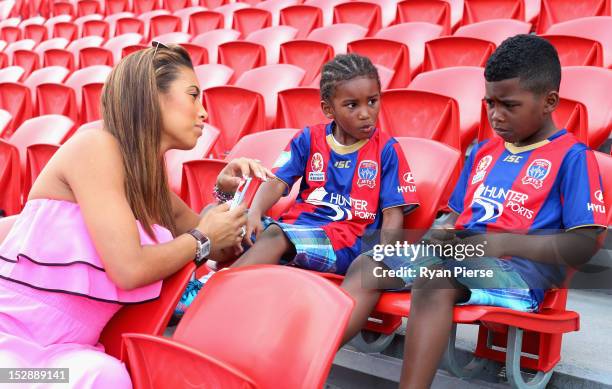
top-left (339, 35), bottom-right (608, 388)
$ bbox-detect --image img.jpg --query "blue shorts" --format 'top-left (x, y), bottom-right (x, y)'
top-left (262, 217), bottom-right (340, 274)
top-left (364, 247), bottom-right (541, 312)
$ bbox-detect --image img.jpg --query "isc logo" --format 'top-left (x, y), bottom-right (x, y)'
top-left (503, 155), bottom-right (523, 163)
top-left (334, 160), bottom-right (351, 168)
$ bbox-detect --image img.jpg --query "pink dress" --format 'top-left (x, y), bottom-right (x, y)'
top-left (0, 199), bottom-right (173, 388)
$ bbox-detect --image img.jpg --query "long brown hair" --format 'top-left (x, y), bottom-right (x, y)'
top-left (101, 45), bottom-right (193, 239)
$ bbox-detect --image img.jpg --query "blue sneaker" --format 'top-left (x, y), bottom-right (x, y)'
top-left (173, 279), bottom-right (203, 320)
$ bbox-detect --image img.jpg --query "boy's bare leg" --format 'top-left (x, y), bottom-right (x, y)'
top-left (230, 224), bottom-right (294, 267)
top-left (400, 276), bottom-right (469, 389)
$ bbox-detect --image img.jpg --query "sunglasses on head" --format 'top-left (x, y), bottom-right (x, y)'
top-left (151, 40), bottom-right (169, 57)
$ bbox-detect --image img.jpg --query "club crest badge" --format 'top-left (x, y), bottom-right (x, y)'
top-left (356, 160), bottom-right (378, 188)
top-left (471, 155), bottom-right (492, 185)
top-left (308, 152), bottom-right (325, 181)
top-left (521, 159), bottom-right (551, 189)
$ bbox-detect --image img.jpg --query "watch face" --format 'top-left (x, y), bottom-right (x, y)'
top-left (201, 240), bottom-right (211, 258)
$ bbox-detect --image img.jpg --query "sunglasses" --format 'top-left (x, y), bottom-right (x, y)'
top-left (151, 40), bottom-right (169, 57)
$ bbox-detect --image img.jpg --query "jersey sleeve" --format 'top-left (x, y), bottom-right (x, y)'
top-left (559, 147), bottom-right (607, 230)
top-left (272, 127), bottom-right (310, 196)
top-left (448, 142), bottom-right (482, 214)
top-left (379, 140), bottom-right (419, 213)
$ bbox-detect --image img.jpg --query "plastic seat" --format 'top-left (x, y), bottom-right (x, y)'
top-left (23, 66), bottom-right (70, 103)
top-left (103, 33), bottom-right (143, 64)
top-left (200, 0), bottom-right (229, 7)
top-left (42, 49), bottom-right (75, 71)
top-left (0, 25), bottom-right (21, 43)
top-left (255, 0), bottom-right (299, 25)
top-left (23, 143), bottom-right (60, 198)
top-left (194, 63), bottom-right (234, 90)
top-left (121, 44), bottom-right (147, 58)
top-left (0, 109), bottom-right (12, 135)
top-left (179, 43), bottom-right (208, 66)
top-left (203, 86), bottom-right (266, 157)
top-left (347, 38), bottom-right (410, 88)
top-left (375, 22), bottom-right (444, 78)
top-left (453, 19), bottom-right (532, 46)
top-left (462, 0), bottom-right (525, 25)
top-left (165, 123), bottom-right (220, 194)
top-left (333, 1), bottom-right (382, 36)
top-left (0, 65), bottom-right (25, 83)
top-left (279, 40), bottom-right (333, 87)
top-left (0, 53), bottom-right (7, 69)
top-left (536, 0), bottom-right (610, 34)
top-left (12, 50), bottom-right (39, 79)
top-left (408, 66), bottom-right (485, 152)
top-left (80, 83), bottom-right (104, 124)
top-left (23, 24), bottom-right (48, 45)
top-left (123, 265), bottom-right (353, 388)
top-left (307, 23), bottom-right (367, 55)
top-left (187, 11), bottom-right (224, 36)
top-left (42, 14), bottom-right (72, 39)
top-left (422, 36), bottom-right (495, 72)
top-left (0, 82), bottom-right (32, 138)
top-left (66, 65), bottom-right (112, 113)
top-left (114, 17), bottom-right (145, 36)
top-left (279, 5), bottom-right (323, 39)
top-left (232, 8), bottom-right (271, 38)
top-left (9, 114), bottom-right (74, 171)
top-left (163, 0), bottom-right (190, 13)
top-left (0, 140), bottom-right (21, 216)
top-left (65, 36), bottom-right (104, 55)
top-left (218, 41), bottom-right (266, 82)
top-left (149, 15), bottom-right (182, 41)
top-left (303, 0), bottom-right (345, 26)
top-left (81, 19), bottom-right (109, 39)
top-left (235, 64), bottom-right (305, 128)
top-left (191, 29), bottom-right (240, 64)
top-left (180, 159), bottom-right (228, 211)
top-left (559, 66), bottom-right (612, 149)
top-left (246, 26), bottom-right (297, 64)
top-left (541, 35), bottom-right (603, 67)
top-left (52, 21), bottom-right (78, 40)
top-left (100, 262), bottom-right (196, 360)
top-left (173, 6), bottom-right (207, 33)
top-left (77, 0), bottom-right (100, 17)
top-left (34, 37), bottom-right (70, 57)
top-left (78, 47), bottom-right (114, 67)
top-left (151, 32), bottom-right (191, 45)
top-left (4, 39), bottom-right (36, 64)
top-left (275, 87), bottom-right (327, 129)
top-left (546, 16), bottom-right (612, 69)
top-left (105, 0), bottom-right (129, 15)
top-left (214, 2), bottom-right (251, 30)
top-left (394, 0), bottom-right (451, 35)
top-left (133, 0), bottom-right (161, 15)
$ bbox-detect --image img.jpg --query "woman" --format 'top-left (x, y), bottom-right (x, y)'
top-left (0, 43), bottom-right (273, 387)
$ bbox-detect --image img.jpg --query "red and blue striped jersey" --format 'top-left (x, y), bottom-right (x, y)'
top-left (449, 129), bottom-right (607, 290)
top-left (274, 122), bottom-right (419, 270)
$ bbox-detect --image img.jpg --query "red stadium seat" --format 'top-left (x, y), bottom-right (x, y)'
top-left (303, 0), bottom-right (345, 26)
top-left (217, 41), bottom-right (266, 82)
top-left (100, 262), bottom-right (196, 360)
top-left (0, 109), bottom-right (12, 135)
top-left (203, 86), bottom-right (266, 157)
top-left (536, 0), bottom-right (610, 34)
top-left (0, 82), bottom-right (32, 138)
top-left (462, 0), bottom-right (525, 25)
top-left (546, 16), bottom-right (612, 69)
top-left (214, 2), bottom-right (250, 30)
top-left (0, 140), bottom-right (21, 215)
top-left (77, 0), bottom-right (100, 17)
top-left (34, 83), bottom-right (77, 125)
top-left (255, 0), bottom-right (299, 25)
top-left (78, 47), bottom-right (114, 67)
top-left (422, 36), bottom-right (495, 72)
top-left (121, 44), bottom-right (147, 57)
top-left (375, 64), bottom-right (394, 90)
top-left (173, 6), bottom-right (207, 33)
top-left (74, 15), bottom-right (104, 35)
top-left (246, 25), bottom-right (297, 64)
top-left (4, 39), bottom-right (36, 64)
top-left (235, 64), bottom-right (305, 128)
top-left (65, 36), bottom-right (103, 55)
top-left (0, 66), bottom-right (24, 83)
top-left (560, 66), bottom-right (612, 149)
top-left (163, 0), bottom-right (189, 13)
top-left (0, 25), bottom-right (21, 43)
top-left (123, 265), bottom-right (353, 389)
top-left (194, 64), bottom-right (234, 90)
top-left (191, 29), bottom-right (240, 64)
top-left (165, 123), bottom-right (220, 194)
top-left (408, 66), bottom-right (485, 152)
top-left (23, 143), bottom-right (59, 198)
top-left (307, 23), bottom-right (368, 54)
top-left (23, 24), bottom-right (48, 44)
top-left (133, 0), bottom-right (161, 15)
top-left (149, 15), bottom-right (182, 41)
top-left (114, 17), bottom-right (145, 36)
top-left (0, 53), bottom-right (8, 68)
top-left (375, 22), bottom-right (444, 79)
top-left (81, 19), bottom-right (109, 39)
top-left (232, 8), bottom-right (271, 38)
top-left (333, 1), bottom-right (382, 36)
top-left (43, 14), bottom-right (72, 38)
top-left (279, 40), bottom-right (334, 87)
top-left (199, 0), bottom-right (229, 7)
top-left (66, 65), bottom-right (112, 113)
top-left (394, 0), bottom-right (451, 35)
top-left (42, 49), bottom-right (75, 71)
top-left (275, 87), bottom-right (326, 130)
top-left (103, 33), bottom-right (143, 64)
top-left (52, 21), bottom-right (78, 40)
top-left (105, 0), bottom-right (129, 15)
top-left (179, 43), bottom-right (208, 66)
top-left (80, 83), bottom-right (104, 124)
top-left (11, 50), bottom-right (39, 79)
top-left (180, 159), bottom-right (228, 211)
top-left (34, 37), bottom-right (70, 57)
top-left (279, 5), bottom-right (323, 39)
top-left (453, 18), bottom-right (532, 46)
top-left (541, 35), bottom-right (604, 67)
top-left (187, 11), bottom-right (224, 36)
top-left (348, 38), bottom-right (411, 88)
top-left (152, 32), bottom-right (191, 44)
top-left (24, 66), bottom-right (70, 99)
top-left (9, 114), bottom-right (74, 172)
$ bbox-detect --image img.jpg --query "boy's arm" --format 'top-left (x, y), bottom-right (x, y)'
top-left (243, 179), bottom-right (287, 246)
top-left (380, 206), bottom-right (405, 246)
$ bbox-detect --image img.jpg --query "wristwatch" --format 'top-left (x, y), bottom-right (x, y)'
top-left (187, 229), bottom-right (211, 266)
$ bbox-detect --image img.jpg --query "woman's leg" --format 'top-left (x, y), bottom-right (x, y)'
top-left (230, 224), bottom-right (295, 267)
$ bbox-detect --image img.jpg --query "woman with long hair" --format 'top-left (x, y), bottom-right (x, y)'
top-left (0, 43), bottom-right (272, 387)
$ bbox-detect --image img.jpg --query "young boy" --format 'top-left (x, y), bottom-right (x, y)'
top-left (339, 35), bottom-right (607, 388)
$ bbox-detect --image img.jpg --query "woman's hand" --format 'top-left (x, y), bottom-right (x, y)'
top-left (216, 157), bottom-right (276, 193)
top-left (197, 203), bottom-right (248, 251)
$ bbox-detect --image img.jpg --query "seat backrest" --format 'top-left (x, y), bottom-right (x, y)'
top-left (0, 108), bottom-right (11, 135)
top-left (66, 35), bottom-right (104, 53)
top-left (65, 65), bottom-right (112, 108)
top-left (541, 35), bottom-right (604, 67)
top-left (307, 23), bottom-right (368, 54)
top-left (23, 143), bottom-right (59, 198)
top-left (149, 14), bottom-right (182, 39)
top-left (546, 16), bottom-right (612, 68)
top-left (333, 1), bottom-right (382, 36)
top-left (246, 25), bottom-right (298, 64)
top-left (42, 48), bottom-right (75, 71)
top-left (173, 6), bottom-right (207, 33)
top-left (52, 21), bottom-right (78, 40)
top-left (395, 0), bottom-right (451, 35)
top-left (453, 18), bottom-right (532, 46)
top-left (395, 137), bottom-right (461, 229)
top-left (214, 2), bottom-right (250, 29)
top-left (275, 87), bottom-right (327, 129)
top-left (180, 43), bottom-right (208, 66)
top-left (103, 33), bottom-right (144, 64)
top-left (187, 10), bottom-right (224, 36)
top-left (180, 158), bottom-right (228, 211)
top-left (0, 140), bottom-right (21, 216)
top-left (78, 47), bottom-right (113, 68)
top-left (217, 41), bottom-right (266, 82)
top-left (232, 8), bottom-right (272, 38)
top-left (174, 265), bottom-right (354, 389)
top-left (0, 66), bottom-right (25, 83)
top-left (462, 0), bottom-right (525, 25)
top-left (422, 36), bottom-right (495, 72)
top-left (536, 0), bottom-right (610, 34)
top-left (279, 5), bottom-right (323, 39)
top-left (194, 64), bottom-right (233, 90)
top-left (303, 0), bottom-right (346, 26)
top-left (24, 24), bottom-right (48, 44)
top-left (191, 28), bottom-right (240, 64)
top-left (151, 31), bottom-right (192, 44)
top-left (347, 38), bottom-right (411, 88)
top-left (34, 83), bottom-right (78, 123)
top-left (12, 50), bottom-right (39, 79)
top-left (279, 39), bottom-right (333, 86)
top-left (34, 37), bottom-right (69, 55)
top-left (114, 16), bottom-right (145, 36)
top-left (255, 0), bottom-right (299, 26)
top-left (23, 66), bottom-right (70, 97)
top-left (0, 82), bottom-right (32, 137)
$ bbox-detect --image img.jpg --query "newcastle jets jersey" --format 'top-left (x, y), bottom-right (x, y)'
top-left (449, 129), bottom-right (607, 290)
top-left (274, 122), bottom-right (420, 270)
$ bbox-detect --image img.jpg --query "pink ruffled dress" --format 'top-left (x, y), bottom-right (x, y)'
top-left (0, 199), bottom-right (173, 388)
